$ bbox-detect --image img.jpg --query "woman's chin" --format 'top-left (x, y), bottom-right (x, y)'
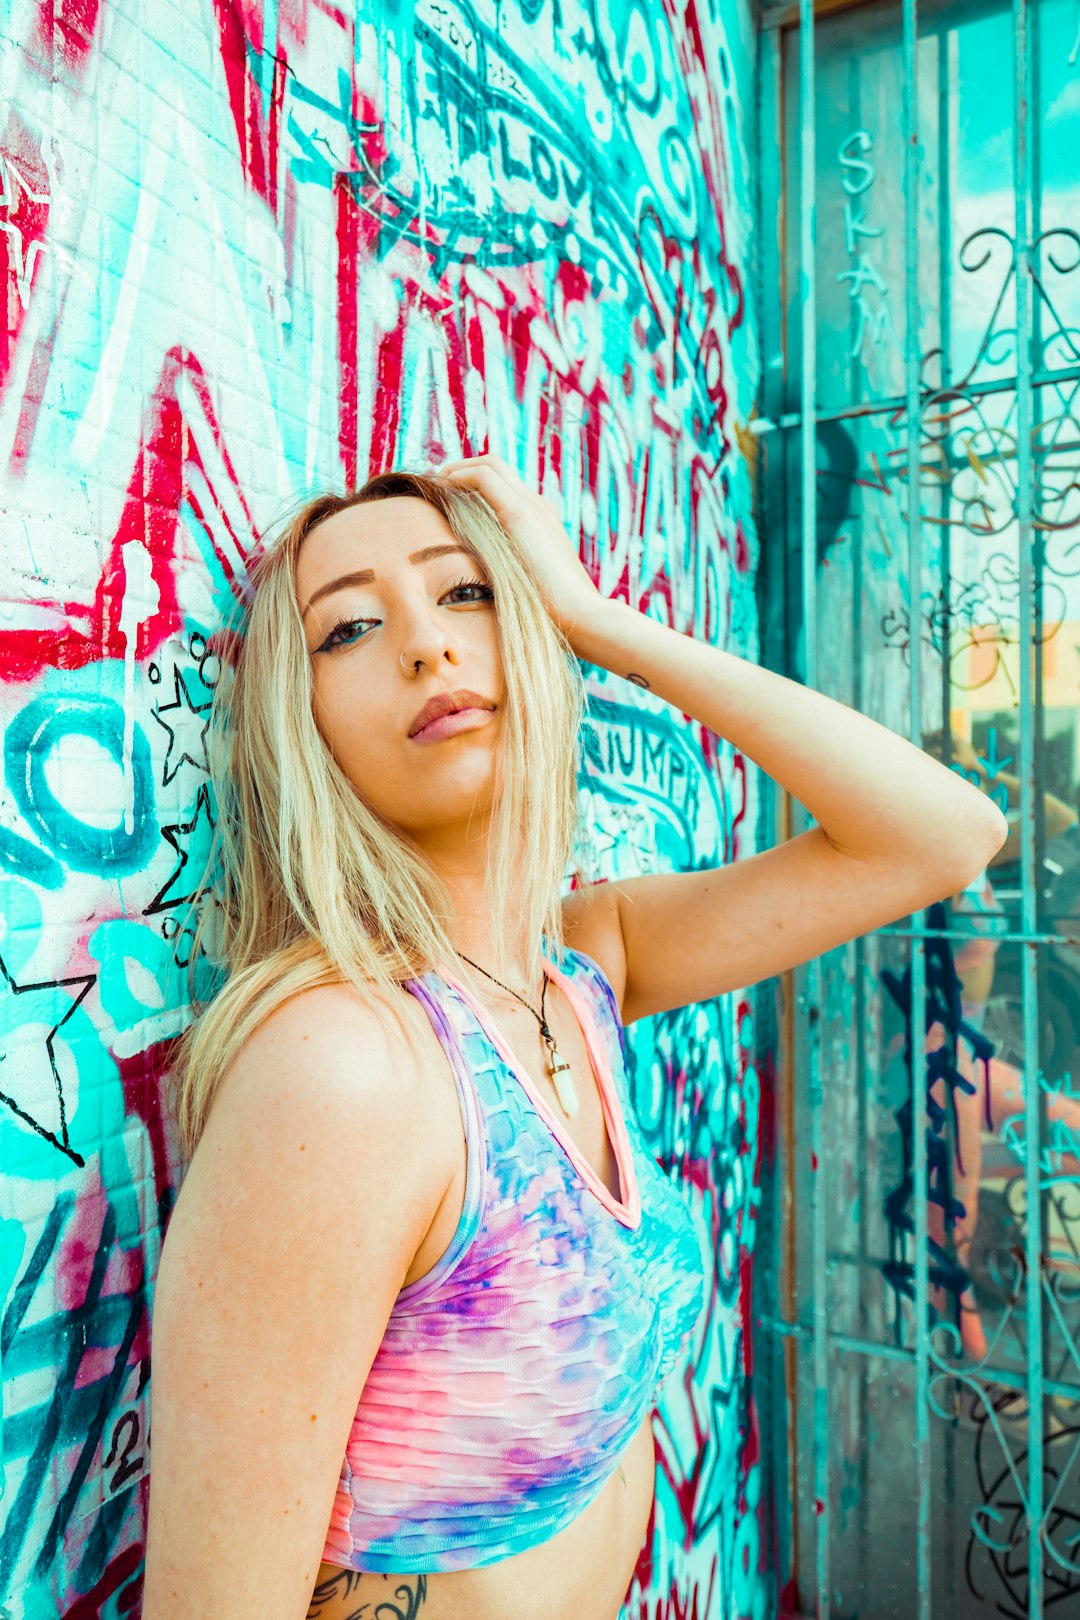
top-left (376, 771), bottom-right (500, 835)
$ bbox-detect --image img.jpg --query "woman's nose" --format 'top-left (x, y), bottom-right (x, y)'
top-left (397, 612), bottom-right (461, 674)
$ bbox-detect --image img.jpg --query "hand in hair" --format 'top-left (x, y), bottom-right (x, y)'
top-left (437, 451), bottom-right (608, 647)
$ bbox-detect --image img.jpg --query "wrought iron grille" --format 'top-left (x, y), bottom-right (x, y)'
top-left (754, 0), bottom-right (1080, 1613)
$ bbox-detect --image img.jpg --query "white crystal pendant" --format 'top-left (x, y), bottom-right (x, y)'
top-left (540, 950), bottom-right (579, 1115)
top-left (548, 1050), bottom-right (580, 1117)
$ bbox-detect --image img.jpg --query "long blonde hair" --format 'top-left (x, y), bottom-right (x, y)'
top-left (165, 470), bottom-right (587, 1166)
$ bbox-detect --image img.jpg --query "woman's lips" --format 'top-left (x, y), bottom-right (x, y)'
top-left (409, 706), bottom-right (495, 744)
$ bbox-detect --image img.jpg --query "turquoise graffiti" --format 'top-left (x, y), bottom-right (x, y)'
top-left (0, 3), bottom-right (765, 1616)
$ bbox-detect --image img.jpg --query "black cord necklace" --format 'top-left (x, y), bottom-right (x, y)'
top-left (456, 951), bottom-right (580, 1117)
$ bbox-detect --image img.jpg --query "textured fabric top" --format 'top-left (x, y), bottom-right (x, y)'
top-left (321, 943), bottom-right (706, 1574)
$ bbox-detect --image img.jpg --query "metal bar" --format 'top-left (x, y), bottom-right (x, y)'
top-left (936, 36), bottom-right (962, 1582)
top-left (1013, 0), bottom-right (1043, 1609)
top-left (796, 1), bottom-right (828, 1612)
top-left (747, 360), bottom-right (1080, 434)
top-left (876, 923), bottom-right (1080, 948)
top-left (757, 432), bottom-right (1080, 475)
top-left (756, 1316), bottom-right (1080, 1406)
top-left (760, 0), bottom-right (870, 33)
top-left (757, 19), bottom-right (806, 1600)
top-left (754, 17), bottom-right (802, 1598)
top-left (900, 0), bottom-right (931, 1611)
top-left (852, 586), bottom-right (873, 1603)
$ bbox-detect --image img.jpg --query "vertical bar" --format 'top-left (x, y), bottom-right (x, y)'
top-left (937, 29), bottom-right (955, 729)
top-left (1013, 0), bottom-right (1043, 1611)
top-left (797, 0), bottom-right (828, 1614)
top-left (851, 434), bottom-right (871, 1603)
top-left (755, 21), bottom-right (801, 1596)
top-left (935, 39), bottom-right (959, 1592)
top-left (901, 3), bottom-right (931, 1618)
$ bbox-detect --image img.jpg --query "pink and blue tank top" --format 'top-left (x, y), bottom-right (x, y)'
top-left (321, 943), bottom-right (706, 1574)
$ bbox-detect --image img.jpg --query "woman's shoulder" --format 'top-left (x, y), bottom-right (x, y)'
top-left (242, 978), bottom-right (405, 1062)
top-left (208, 978), bottom-right (448, 1149)
top-left (181, 979), bottom-right (461, 1261)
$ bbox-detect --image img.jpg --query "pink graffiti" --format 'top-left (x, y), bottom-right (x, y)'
top-left (3, 348), bottom-right (256, 680)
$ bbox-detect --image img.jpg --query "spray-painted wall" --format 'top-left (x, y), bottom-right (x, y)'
top-left (0, 3), bottom-right (767, 1615)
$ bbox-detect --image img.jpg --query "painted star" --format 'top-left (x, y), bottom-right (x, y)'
top-left (0, 953), bottom-right (95, 1168)
top-left (151, 665), bottom-right (212, 786)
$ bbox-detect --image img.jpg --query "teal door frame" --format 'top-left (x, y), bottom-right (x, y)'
top-left (752, 0), bottom-right (1080, 1613)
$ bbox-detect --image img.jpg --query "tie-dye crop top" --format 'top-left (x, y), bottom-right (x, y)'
top-left (321, 944), bottom-right (706, 1574)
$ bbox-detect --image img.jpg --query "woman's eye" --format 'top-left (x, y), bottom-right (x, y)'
top-left (443, 577), bottom-right (494, 604)
top-left (319, 618), bottom-right (372, 653)
top-left (317, 580), bottom-right (491, 654)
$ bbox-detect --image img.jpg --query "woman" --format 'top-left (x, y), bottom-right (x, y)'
top-left (143, 453), bottom-right (1008, 1620)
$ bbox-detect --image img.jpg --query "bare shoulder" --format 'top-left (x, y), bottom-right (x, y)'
top-left (144, 978), bottom-right (456, 1616)
top-left (213, 979), bottom-right (410, 1100)
top-left (179, 978), bottom-right (464, 1263)
top-left (204, 978), bottom-right (454, 1153)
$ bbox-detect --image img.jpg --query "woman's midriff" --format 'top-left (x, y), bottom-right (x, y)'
top-left (306, 1408), bottom-right (656, 1620)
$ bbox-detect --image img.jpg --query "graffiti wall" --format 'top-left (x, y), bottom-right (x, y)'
top-left (0, 2), bottom-right (765, 1615)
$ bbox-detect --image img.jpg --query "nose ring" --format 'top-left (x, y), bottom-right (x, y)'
top-left (400, 652), bottom-right (411, 670)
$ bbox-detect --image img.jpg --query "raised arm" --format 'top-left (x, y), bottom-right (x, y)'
top-left (435, 454), bottom-right (1008, 1023)
top-left (142, 986), bottom-right (450, 1619)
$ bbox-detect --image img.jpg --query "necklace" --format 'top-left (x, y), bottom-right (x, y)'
top-left (456, 951), bottom-right (580, 1118)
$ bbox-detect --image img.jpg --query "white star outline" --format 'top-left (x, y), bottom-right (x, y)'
top-left (0, 144), bottom-right (52, 310)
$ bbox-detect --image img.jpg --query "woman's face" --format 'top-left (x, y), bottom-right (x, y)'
top-left (296, 497), bottom-right (505, 839)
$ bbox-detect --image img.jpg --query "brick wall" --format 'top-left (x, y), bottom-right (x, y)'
top-left (0, 3), bottom-right (767, 1615)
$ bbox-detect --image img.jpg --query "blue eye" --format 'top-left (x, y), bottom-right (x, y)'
top-left (317, 577), bottom-right (493, 654)
top-left (318, 617), bottom-right (372, 653)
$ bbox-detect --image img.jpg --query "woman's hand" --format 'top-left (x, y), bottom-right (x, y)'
top-left (434, 452), bottom-right (608, 648)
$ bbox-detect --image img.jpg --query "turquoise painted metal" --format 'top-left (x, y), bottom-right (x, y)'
top-left (795, 5), bottom-right (832, 1618)
top-left (755, 0), bottom-right (1080, 1612)
top-left (1012, 0), bottom-right (1044, 1606)
top-left (901, 0), bottom-right (933, 1615)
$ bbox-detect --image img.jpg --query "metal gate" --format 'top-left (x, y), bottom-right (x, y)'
top-left (753, 0), bottom-right (1080, 1613)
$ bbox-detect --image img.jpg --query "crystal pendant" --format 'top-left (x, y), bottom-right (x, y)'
top-left (549, 1052), bottom-right (580, 1116)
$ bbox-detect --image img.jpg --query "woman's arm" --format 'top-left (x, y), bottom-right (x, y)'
top-left (571, 598), bottom-right (1006, 873)
top-left (439, 451), bottom-right (1005, 872)
top-left (143, 989), bottom-right (449, 1619)
top-left (440, 453), bottom-right (1008, 1021)
top-left (924, 728), bottom-right (1078, 868)
top-left (564, 600), bottom-right (1009, 1021)
top-left (974, 771), bottom-right (1076, 867)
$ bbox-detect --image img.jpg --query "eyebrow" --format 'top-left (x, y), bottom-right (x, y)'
top-left (301, 544), bottom-right (473, 619)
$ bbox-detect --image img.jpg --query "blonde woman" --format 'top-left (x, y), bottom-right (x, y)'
top-left (143, 453), bottom-right (1008, 1620)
